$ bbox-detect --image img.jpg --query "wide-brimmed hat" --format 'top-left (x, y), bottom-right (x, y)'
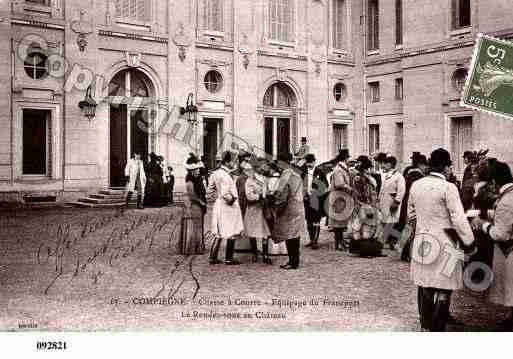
top-left (373, 152), bottom-right (387, 163)
top-left (356, 155), bottom-right (373, 170)
top-left (335, 148), bottom-right (350, 162)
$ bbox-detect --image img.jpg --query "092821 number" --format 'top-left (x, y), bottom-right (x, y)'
top-left (36, 341), bottom-right (67, 350)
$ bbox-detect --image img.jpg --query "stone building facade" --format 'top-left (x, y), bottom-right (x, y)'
top-left (1, 0), bottom-right (512, 203)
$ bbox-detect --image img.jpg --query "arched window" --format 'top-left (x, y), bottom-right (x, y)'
top-left (452, 68), bottom-right (468, 92)
top-left (108, 69), bottom-right (151, 97)
top-left (24, 52), bottom-right (48, 79)
top-left (263, 82), bottom-right (296, 108)
top-left (115, 0), bottom-right (151, 22)
top-left (269, 0), bottom-right (294, 42)
top-left (333, 83), bottom-right (347, 102)
top-left (204, 70), bottom-right (223, 93)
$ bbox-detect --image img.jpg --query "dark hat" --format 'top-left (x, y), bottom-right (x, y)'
top-left (356, 155), bottom-right (373, 170)
top-left (463, 150), bottom-right (475, 159)
top-left (429, 148), bottom-right (452, 168)
top-left (411, 151), bottom-right (422, 160)
top-left (384, 156), bottom-right (397, 167)
top-left (374, 152), bottom-right (387, 163)
top-left (336, 148), bottom-right (350, 162)
top-left (301, 137), bottom-right (307, 142)
top-left (416, 154), bottom-right (428, 166)
top-left (149, 152), bottom-right (158, 160)
top-left (304, 153), bottom-right (316, 163)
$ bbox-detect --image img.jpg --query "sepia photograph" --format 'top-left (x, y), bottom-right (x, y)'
top-left (0, 0), bottom-right (512, 351)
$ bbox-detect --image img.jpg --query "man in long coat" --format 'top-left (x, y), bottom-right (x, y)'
top-left (273, 152), bottom-right (305, 270)
top-left (207, 151), bottom-right (245, 265)
top-left (408, 148), bottom-right (475, 331)
top-left (472, 161), bottom-right (513, 330)
top-left (125, 152), bottom-right (146, 209)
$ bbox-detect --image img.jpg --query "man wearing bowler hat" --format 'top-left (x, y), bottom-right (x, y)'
top-left (408, 148), bottom-right (475, 331)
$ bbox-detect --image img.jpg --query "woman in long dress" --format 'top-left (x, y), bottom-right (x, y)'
top-left (243, 161), bottom-right (272, 264)
top-left (180, 161), bottom-right (207, 255)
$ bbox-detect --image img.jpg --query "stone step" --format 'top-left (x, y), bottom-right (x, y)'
top-left (67, 201), bottom-right (126, 208)
top-left (90, 193), bottom-right (126, 200)
top-left (78, 197), bottom-right (126, 205)
top-left (99, 189), bottom-right (127, 196)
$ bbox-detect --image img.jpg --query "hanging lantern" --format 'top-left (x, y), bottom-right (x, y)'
top-left (78, 85), bottom-right (97, 120)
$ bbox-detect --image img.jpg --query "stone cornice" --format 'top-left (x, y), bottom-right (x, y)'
top-left (11, 18), bottom-right (65, 30)
top-left (98, 29), bottom-right (168, 43)
top-left (364, 39), bottom-right (475, 67)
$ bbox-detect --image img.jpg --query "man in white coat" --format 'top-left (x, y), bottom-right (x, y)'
top-left (471, 161), bottom-right (513, 331)
top-left (207, 151), bottom-right (245, 265)
top-left (408, 148), bottom-right (475, 331)
top-left (125, 152), bottom-right (146, 209)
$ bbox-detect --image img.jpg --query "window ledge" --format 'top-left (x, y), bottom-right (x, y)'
top-left (202, 30), bottom-right (225, 38)
top-left (23, 3), bottom-right (52, 16)
top-left (268, 40), bottom-right (296, 49)
top-left (394, 44), bottom-right (403, 50)
top-left (450, 27), bottom-right (472, 37)
top-left (367, 50), bottom-right (379, 56)
top-left (115, 19), bottom-right (152, 31)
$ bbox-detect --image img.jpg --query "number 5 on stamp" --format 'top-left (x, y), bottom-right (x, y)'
top-left (462, 33), bottom-right (513, 119)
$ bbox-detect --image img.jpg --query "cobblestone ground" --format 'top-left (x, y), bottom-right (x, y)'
top-left (0, 207), bottom-right (509, 331)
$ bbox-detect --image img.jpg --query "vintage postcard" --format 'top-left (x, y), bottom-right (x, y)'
top-left (1, 1), bottom-right (513, 348)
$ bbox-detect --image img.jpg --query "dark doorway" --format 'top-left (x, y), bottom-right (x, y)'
top-left (110, 104), bottom-right (127, 187)
top-left (277, 118), bottom-right (290, 159)
top-left (130, 109), bottom-right (149, 163)
top-left (264, 117), bottom-right (273, 157)
top-left (110, 106), bottom-right (149, 187)
top-left (23, 109), bottom-right (49, 175)
top-left (203, 118), bottom-right (222, 171)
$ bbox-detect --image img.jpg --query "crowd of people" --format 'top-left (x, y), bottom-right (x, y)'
top-left (124, 137), bottom-right (512, 332)
top-left (124, 151), bottom-right (175, 209)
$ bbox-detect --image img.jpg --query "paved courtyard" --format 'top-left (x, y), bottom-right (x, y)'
top-left (0, 206), bottom-right (509, 331)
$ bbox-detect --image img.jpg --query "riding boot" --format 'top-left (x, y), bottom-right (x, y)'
top-left (136, 194), bottom-right (144, 209)
top-left (305, 222), bottom-right (314, 247)
top-left (262, 238), bottom-right (272, 265)
top-left (225, 238), bottom-right (240, 265)
top-left (311, 224), bottom-right (320, 250)
top-left (292, 237), bottom-right (300, 268)
top-left (431, 291), bottom-right (451, 332)
top-left (209, 236), bottom-right (222, 264)
top-left (249, 238), bottom-right (259, 262)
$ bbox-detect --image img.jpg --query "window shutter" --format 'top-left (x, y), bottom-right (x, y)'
top-left (288, 0), bottom-right (295, 42)
top-left (451, 0), bottom-right (458, 29)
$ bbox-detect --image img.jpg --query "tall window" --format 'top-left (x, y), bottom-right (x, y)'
top-left (395, 122), bottom-right (404, 164)
top-left (452, 0), bottom-right (471, 29)
top-left (395, 0), bottom-right (402, 45)
top-left (368, 81), bottom-right (380, 103)
top-left (269, 0), bottom-right (294, 42)
top-left (395, 78), bottom-right (403, 100)
top-left (332, 0), bottom-right (347, 50)
top-left (369, 124), bottom-right (380, 155)
top-left (367, 0), bottom-right (379, 51)
top-left (451, 116), bottom-right (473, 173)
top-left (202, 0), bottom-right (223, 31)
top-left (115, 0), bottom-right (151, 22)
top-left (333, 124), bottom-right (348, 155)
